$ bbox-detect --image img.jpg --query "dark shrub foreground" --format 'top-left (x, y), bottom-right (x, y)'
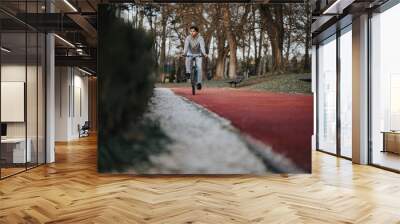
top-left (98, 5), bottom-right (169, 173)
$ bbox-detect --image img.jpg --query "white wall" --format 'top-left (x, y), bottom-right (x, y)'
top-left (55, 67), bottom-right (89, 141)
top-left (1, 65), bottom-right (26, 135)
top-left (1, 82), bottom-right (25, 122)
top-left (72, 72), bottom-right (89, 138)
top-left (55, 66), bottom-right (70, 141)
top-left (1, 65), bottom-right (41, 137)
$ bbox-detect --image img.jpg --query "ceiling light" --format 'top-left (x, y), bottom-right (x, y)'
top-left (323, 0), bottom-right (341, 14)
top-left (78, 67), bottom-right (92, 76)
top-left (76, 49), bottom-right (85, 55)
top-left (322, 0), bottom-right (355, 15)
top-left (1, 47), bottom-right (11, 53)
top-left (63, 0), bottom-right (78, 12)
top-left (54, 34), bottom-right (75, 48)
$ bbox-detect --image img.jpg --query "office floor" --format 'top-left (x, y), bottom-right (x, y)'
top-left (0, 135), bottom-right (400, 223)
top-left (372, 150), bottom-right (400, 171)
top-left (0, 163), bottom-right (44, 179)
top-left (0, 167), bottom-right (25, 178)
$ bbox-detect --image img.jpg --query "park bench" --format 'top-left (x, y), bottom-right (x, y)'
top-left (227, 75), bottom-right (245, 88)
top-left (299, 78), bottom-right (311, 82)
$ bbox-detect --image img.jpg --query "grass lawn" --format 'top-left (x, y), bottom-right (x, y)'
top-left (242, 73), bottom-right (311, 94)
top-left (156, 73), bottom-right (312, 95)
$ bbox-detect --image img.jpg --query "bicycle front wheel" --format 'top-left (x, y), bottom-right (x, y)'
top-left (191, 68), bottom-right (196, 95)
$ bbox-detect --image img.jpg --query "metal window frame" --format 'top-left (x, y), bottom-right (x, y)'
top-left (0, 0), bottom-right (48, 180)
top-left (315, 20), bottom-right (353, 161)
top-left (315, 0), bottom-right (400, 172)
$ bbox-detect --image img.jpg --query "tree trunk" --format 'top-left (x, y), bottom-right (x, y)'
top-left (242, 37), bottom-right (247, 77)
top-left (285, 5), bottom-right (293, 68)
top-left (271, 37), bottom-right (283, 72)
top-left (242, 37), bottom-right (246, 63)
top-left (257, 30), bottom-right (264, 76)
top-left (159, 7), bottom-right (167, 75)
top-left (215, 24), bottom-right (226, 80)
top-left (259, 5), bottom-right (284, 73)
top-left (215, 53), bottom-right (226, 80)
top-left (263, 36), bottom-right (269, 74)
top-left (277, 7), bottom-right (284, 70)
top-left (304, 0), bottom-right (311, 71)
top-left (223, 6), bottom-right (238, 79)
top-left (228, 38), bottom-right (238, 79)
top-left (215, 32), bottom-right (227, 80)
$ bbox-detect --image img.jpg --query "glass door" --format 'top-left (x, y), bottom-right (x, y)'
top-left (339, 25), bottom-right (352, 158)
top-left (317, 35), bottom-right (337, 154)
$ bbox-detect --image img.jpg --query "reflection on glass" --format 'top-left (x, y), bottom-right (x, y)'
top-left (0, 1), bottom-right (46, 179)
top-left (318, 35), bottom-right (337, 154)
top-left (1, 31), bottom-right (27, 177)
top-left (371, 3), bottom-right (400, 171)
top-left (340, 27), bottom-right (352, 158)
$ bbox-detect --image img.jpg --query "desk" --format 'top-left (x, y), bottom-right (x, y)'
top-left (1, 138), bottom-right (31, 163)
top-left (382, 131), bottom-right (400, 154)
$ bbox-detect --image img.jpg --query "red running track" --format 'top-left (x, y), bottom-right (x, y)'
top-left (171, 87), bottom-right (313, 172)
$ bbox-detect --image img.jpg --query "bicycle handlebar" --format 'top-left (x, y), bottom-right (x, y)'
top-left (181, 54), bottom-right (206, 58)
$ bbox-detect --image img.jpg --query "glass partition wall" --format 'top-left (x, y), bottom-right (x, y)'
top-left (370, 3), bottom-right (400, 171)
top-left (316, 25), bottom-right (353, 159)
top-left (0, 1), bottom-right (46, 179)
top-left (317, 34), bottom-right (337, 154)
top-left (339, 26), bottom-right (352, 159)
top-left (315, 0), bottom-right (400, 171)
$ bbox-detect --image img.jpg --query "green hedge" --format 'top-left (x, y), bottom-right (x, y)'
top-left (98, 5), bottom-right (169, 173)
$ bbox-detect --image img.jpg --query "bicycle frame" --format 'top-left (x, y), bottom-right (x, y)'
top-left (184, 55), bottom-right (203, 95)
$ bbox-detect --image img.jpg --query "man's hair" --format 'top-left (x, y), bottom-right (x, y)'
top-left (190, 26), bottom-right (199, 32)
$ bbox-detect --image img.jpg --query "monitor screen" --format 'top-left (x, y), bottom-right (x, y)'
top-left (1, 123), bottom-right (7, 137)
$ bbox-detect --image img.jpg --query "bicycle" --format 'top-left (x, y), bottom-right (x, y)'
top-left (183, 55), bottom-right (204, 95)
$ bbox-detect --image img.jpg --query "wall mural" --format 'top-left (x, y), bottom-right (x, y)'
top-left (98, 3), bottom-right (313, 174)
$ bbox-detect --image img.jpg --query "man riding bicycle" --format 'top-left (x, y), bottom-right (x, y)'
top-left (182, 25), bottom-right (208, 90)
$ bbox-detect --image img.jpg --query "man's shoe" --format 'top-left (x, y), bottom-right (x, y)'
top-left (196, 83), bottom-right (202, 90)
